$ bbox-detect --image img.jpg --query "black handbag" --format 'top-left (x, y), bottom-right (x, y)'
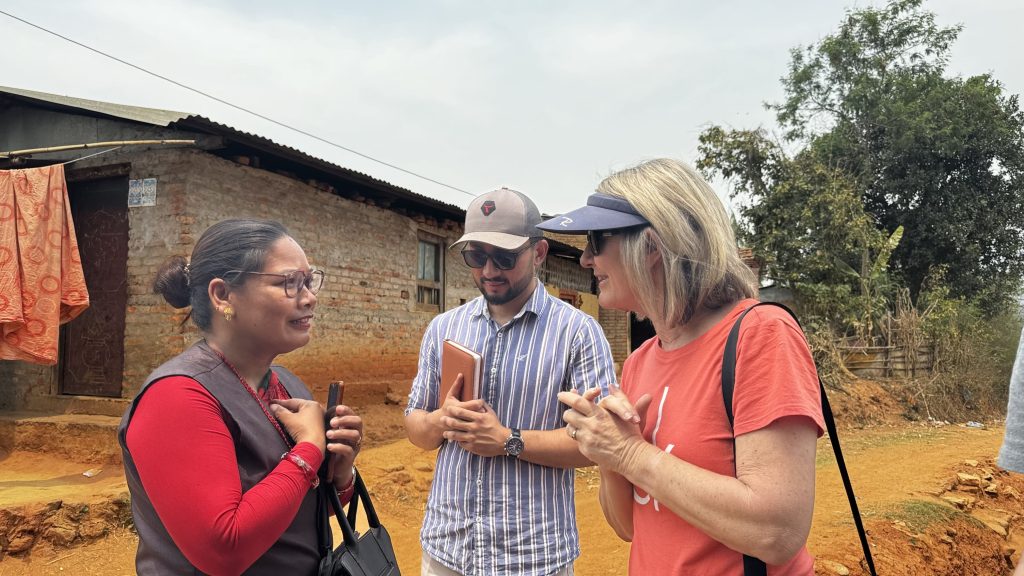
top-left (317, 469), bottom-right (401, 576)
top-left (722, 302), bottom-right (877, 576)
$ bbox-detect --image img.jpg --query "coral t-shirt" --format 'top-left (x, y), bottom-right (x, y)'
top-left (621, 299), bottom-right (825, 575)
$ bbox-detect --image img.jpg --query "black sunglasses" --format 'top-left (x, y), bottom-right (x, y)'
top-left (586, 226), bottom-right (648, 256)
top-left (586, 230), bottom-right (616, 256)
top-left (461, 243), bottom-right (534, 270)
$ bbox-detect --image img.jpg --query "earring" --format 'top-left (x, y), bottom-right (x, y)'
top-left (223, 306), bottom-right (234, 321)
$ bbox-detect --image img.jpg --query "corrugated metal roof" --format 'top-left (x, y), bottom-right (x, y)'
top-left (0, 85), bottom-right (190, 126)
top-left (0, 85), bottom-right (464, 216)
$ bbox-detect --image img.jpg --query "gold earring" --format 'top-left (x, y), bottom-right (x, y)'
top-left (223, 306), bottom-right (234, 321)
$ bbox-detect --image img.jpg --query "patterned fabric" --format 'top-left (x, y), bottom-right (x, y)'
top-left (407, 282), bottom-right (616, 576)
top-left (0, 165), bottom-right (89, 364)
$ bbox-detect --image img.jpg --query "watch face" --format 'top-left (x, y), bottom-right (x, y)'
top-left (505, 436), bottom-right (525, 457)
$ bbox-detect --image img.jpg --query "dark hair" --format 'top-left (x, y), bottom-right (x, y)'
top-left (153, 219), bottom-right (290, 330)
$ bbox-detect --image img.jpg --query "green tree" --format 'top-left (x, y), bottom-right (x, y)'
top-left (772, 0), bottom-right (1024, 311)
top-left (697, 126), bottom-right (888, 334)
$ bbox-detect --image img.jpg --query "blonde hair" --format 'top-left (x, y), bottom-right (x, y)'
top-left (597, 158), bottom-right (756, 324)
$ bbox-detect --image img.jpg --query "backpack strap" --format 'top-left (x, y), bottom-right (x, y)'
top-left (722, 301), bottom-right (877, 576)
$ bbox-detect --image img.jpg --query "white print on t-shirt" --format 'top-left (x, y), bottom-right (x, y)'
top-left (634, 387), bottom-right (673, 512)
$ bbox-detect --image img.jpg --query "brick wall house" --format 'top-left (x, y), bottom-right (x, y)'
top-left (0, 87), bottom-right (628, 415)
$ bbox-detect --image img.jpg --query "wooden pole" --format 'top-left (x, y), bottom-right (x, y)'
top-left (0, 139), bottom-right (196, 159)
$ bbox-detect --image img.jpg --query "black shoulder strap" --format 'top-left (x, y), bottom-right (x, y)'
top-left (722, 302), bottom-right (877, 576)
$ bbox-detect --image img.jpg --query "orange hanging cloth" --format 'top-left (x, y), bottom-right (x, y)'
top-left (0, 164), bottom-right (89, 364)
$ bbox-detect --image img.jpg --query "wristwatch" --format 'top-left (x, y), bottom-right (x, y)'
top-left (504, 428), bottom-right (525, 458)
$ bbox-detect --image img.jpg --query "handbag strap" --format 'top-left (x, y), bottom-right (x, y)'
top-left (722, 302), bottom-right (877, 576)
top-left (320, 468), bottom-right (383, 547)
top-left (315, 472), bottom-right (332, 558)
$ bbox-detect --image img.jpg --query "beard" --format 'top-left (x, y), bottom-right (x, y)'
top-left (476, 272), bottom-right (535, 305)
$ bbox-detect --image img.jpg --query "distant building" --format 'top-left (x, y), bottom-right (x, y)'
top-left (0, 86), bottom-right (625, 415)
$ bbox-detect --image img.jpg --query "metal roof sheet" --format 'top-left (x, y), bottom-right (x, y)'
top-left (0, 85), bottom-right (464, 216)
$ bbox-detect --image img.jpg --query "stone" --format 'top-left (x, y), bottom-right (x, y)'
top-left (820, 560), bottom-right (850, 575)
top-left (389, 471), bottom-right (414, 486)
top-left (413, 462), bottom-right (433, 472)
top-left (941, 493), bottom-right (976, 510)
top-left (78, 519), bottom-right (108, 540)
top-left (964, 459), bottom-right (979, 467)
top-left (43, 524), bottom-right (78, 547)
top-left (957, 472), bottom-right (982, 487)
top-left (972, 508), bottom-right (1015, 539)
top-left (5, 530), bottom-right (35, 555)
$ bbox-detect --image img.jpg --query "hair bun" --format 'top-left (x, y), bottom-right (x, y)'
top-left (153, 255), bottom-right (191, 309)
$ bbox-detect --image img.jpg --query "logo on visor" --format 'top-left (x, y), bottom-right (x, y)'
top-left (558, 217), bottom-right (573, 227)
top-left (481, 201), bottom-right (497, 216)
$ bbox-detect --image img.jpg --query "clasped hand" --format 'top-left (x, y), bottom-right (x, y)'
top-left (557, 386), bottom-right (652, 473)
top-left (439, 399), bottom-right (507, 457)
top-left (270, 398), bottom-right (363, 487)
top-left (438, 373), bottom-right (506, 457)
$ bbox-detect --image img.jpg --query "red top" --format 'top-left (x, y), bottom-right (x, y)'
top-left (125, 374), bottom-right (324, 575)
top-left (622, 299), bottom-right (825, 575)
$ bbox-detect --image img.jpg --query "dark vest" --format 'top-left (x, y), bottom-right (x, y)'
top-left (117, 341), bottom-right (321, 575)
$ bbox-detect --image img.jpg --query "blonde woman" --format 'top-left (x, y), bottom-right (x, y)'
top-left (539, 159), bottom-right (824, 574)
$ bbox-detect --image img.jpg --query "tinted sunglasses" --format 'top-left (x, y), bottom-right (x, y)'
top-left (461, 243), bottom-right (534, 270)
top-left (586, 225), bottom-right (649, 256)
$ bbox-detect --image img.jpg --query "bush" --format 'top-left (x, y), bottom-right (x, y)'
top-left (914, 276), bottom-right (1022, 420)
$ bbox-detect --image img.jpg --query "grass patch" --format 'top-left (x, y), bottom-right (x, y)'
top-left (882, 499), bottom-right (975, 533)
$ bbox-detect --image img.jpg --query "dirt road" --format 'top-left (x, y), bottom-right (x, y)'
top-left (1, 413), bottom-right (1018, 575)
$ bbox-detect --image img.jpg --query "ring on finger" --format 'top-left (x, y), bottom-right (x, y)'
top-left (570, 427), bottom-right (578, 440)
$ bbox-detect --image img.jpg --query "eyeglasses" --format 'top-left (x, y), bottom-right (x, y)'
top-left (586, 226), bottom-right (647, 256)
top-left (225, 268), bottom-right (325, 298)
top-left (461, 243), bottom-right (534, 270)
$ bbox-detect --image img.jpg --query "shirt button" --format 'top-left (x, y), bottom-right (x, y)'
top-left (491, 367), bottom-right (497, 374)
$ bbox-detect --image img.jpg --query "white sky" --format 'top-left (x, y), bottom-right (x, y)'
top-left (3, 0), bottom-right (1021, 215)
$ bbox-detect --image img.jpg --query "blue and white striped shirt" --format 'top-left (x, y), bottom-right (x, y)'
top-left (406, 281), bottom-right (616, 576)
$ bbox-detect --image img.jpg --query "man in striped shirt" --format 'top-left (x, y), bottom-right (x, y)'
top-left (405, 188), bottom-right (616, 576)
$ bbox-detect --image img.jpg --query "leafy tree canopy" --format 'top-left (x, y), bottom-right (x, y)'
top-left (701, 0), bottom-right (1024, 314)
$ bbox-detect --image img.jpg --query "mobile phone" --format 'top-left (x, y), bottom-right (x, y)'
top-left (324, 381), bottom-right (344, 474)
top-left (325, 381), bottom-right (344, 429)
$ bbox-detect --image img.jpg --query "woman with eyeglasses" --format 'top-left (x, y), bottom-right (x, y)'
top-left (539, 159), bottom-right (824, 575)
top-left (117, 219), bottom-right (363, 575)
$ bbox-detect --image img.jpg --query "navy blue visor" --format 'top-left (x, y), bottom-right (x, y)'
top-left (537, 193), bottom-right (650, 234)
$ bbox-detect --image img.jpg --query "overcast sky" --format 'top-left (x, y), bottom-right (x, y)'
top-left (3, 0), bottom-right (1021, 215)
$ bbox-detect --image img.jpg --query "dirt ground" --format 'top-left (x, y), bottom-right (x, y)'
top-left (2, 381), bottom-right (1024, 575)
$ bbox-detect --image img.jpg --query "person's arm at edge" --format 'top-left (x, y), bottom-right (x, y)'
top-left (405, 319), bottom-right (445, 450)
top-left (598, 468), bottom-right (635, 541)
top-left (616, 416), bottom-right (817, 565)
top-left (405, 408), bottom-right (445, 450)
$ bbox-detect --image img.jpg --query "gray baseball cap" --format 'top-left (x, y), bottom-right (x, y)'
top-left (450, 187), bottom-right (542, 250)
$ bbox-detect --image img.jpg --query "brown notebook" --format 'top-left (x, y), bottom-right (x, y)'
top-left (440, 339), bottom-right (481, 402)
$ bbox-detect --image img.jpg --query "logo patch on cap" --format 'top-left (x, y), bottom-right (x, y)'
top-left (481, 201), bottom-right (497, 216)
